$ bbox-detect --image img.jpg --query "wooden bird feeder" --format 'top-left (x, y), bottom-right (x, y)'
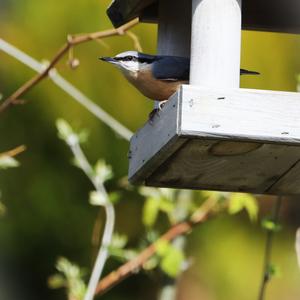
top-left (108, 0), bottom-right (300, 195)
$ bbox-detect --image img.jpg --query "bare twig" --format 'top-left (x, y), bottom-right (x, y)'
top-left (63, 134), bottom-right (115, 300)
top-left (0, 39), bottom-right (133, 140)
top-left (258, 196), bottom-right (282, 300)
top-left (95, 197), bottom-right (219, 297)
top-left (0, 145), bottom-right (26, 158)
top-left (0, 18), bottom-right (139, 114)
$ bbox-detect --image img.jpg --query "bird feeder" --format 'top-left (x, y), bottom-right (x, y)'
top-left (107, 0), bottom-right (300, 195)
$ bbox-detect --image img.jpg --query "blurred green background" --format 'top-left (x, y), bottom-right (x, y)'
top-left (0, 1), bottom-right (300, 299)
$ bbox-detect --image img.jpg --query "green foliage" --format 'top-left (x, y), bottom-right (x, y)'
top-left (228, 193), bottom-right (259, 221)
top-left (48, 257), bottom-right (86, 300)
top-left (155, 240), bottom-right (185, 278)
top-left (267, 263), bottom-right (282, 278)
top-left (261, 218), bottom-right (282, 232)
top-left (94, 160), bottom-right (113, 183)
top-left (140, 187), bottom-right (176, 227)
top-left (0, 156), bottom-right (20, 169)
top-left (0, 154), bottom-right (20, 216)
top-left (108, 233), bottom-right (137, 262)
top-left (56, 119), bottom-right (88, 146)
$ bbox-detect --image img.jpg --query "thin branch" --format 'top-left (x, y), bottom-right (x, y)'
top-left (0, 145), bottom-right (26, 158)
top-left (0, 18), bottom-right (139, 114)
top-left (0, 39), bottom-right (133, 141)
top-left (258, 196), bottom-right (282, 300)
top-left (126, 31), bottom-right (143, 52)
top-left (66, 136), bottom-right (115, 300)
top-left (95, 197), bottom-right (219, 297)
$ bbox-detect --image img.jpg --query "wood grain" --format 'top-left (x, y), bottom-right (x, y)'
top-left (147, 139), bottom-right (300, 194)
top-left (180, 85), bottom-right (300, 144)
top-left (129, 85), bottom-right (300, 194)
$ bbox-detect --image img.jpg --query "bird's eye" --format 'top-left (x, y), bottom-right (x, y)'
top-left (126, 56), bottom-right (133, 61)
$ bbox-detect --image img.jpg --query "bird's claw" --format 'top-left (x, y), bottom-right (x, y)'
top-left (148, 100), bottom-right (168, 124)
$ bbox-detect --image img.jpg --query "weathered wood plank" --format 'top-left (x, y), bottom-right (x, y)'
top-left (146, 139), bottom-right (300, 194)
top-left (268, 160), bottom-right (300, 194)
top-left (107, 0), bottom-right (156, 28)
top-left (129, 85), bottom-right (300, 194)
top-left (108, 0), bottom-right (300, 34)
top-left (180, 85), bottom-right (300, 144)
top-left (128, 93), bottom-right (186, 183)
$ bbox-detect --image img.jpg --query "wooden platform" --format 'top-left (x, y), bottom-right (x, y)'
top-left (108, 0), bottom-right (300, 33)
top-left (129, 85), bottom-right (300, 195)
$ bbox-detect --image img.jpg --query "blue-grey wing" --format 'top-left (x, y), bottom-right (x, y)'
top-left (152, 56), bottom-right (190, 81)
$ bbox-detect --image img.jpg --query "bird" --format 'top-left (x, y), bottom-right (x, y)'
top-left (100, 51), bottom-right (259, 120)
top-left (100, 51), bottom-right (259, 102)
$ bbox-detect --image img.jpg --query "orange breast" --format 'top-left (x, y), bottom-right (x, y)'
top-left (123, 68), bottom-right (187, 101)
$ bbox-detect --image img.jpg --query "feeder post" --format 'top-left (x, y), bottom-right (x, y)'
top-left (157, 0), bottom-right (191, 57)
top-left (190, 0), bottom-right (242, 88)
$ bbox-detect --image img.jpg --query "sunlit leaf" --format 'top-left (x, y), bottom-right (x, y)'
top-left (89, 190), bottom-right (107, 206)
top-left (229, 193), bottom-right (258, 221)
top-left (261, 218), bottom-right (282, 232)
top-left (48, 274), bottom-right (66, 289)
top-left (0, 156), bottom-right (20, 169)
top-left (160, 245), bottom-right (185, 278)
top-left (155, 240), bottom-right (170, 256)
top-left (56, 119), bottom-right (74, 141)
top-left (110, 233), bottom-right (128, 250)
top-left (143, 197), bottom-right (160, 227)
top-left (143, 256), bottom-right (159, 270)
top-left (49, 257), bottom-right (86, 300)
top-left (94, 160), bottom-right (113, 183)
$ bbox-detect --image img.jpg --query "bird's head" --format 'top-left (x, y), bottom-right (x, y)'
top-left (100, 51), bottom-right (156, 73)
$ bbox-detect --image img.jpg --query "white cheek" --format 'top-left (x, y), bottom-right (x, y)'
top-left (121, 62), bottom-right (139, 72)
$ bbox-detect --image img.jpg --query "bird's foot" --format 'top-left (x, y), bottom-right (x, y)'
top-left (148, 100), bottom-right (168, 124)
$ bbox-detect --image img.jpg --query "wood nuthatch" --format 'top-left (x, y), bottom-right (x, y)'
top-left (100, 51), bottom-right (259, 102)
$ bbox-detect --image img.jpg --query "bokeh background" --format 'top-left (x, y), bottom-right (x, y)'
top-left (1, 0), bottom-right (300, 299)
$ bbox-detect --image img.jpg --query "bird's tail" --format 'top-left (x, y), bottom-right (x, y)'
top-left (240, 69), bottom-right (260, 75)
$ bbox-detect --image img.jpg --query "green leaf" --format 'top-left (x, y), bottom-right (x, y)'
top-left (143, 197), bottom-right (160, 227)
top-left (160, 246), bottom-right (185, 278)
top-left (56, 119), bottom-right (74, 141)
top-left (48, 274), bottom-right (66, 289)
top-left (94, 160), bottom-right (113, 184)
top-left (143, 256), bottom-right (159, 270)
top-left (267, 264), bottom-right (282, 278)
top-left (261, 218), bottom-right (282, 232)
top-left (0, 156), bottom-right (20, 169)
top-left (50, 257), bottom-right (86, 300)
top-left (110, 233), bottom-right (128, 250)
top-left (109, 192), bottom-right (121, 204)
top-left (155, 240), bottom-right (170, 256)
top-left (89, 191), bottom-right (107, 206)
top-left (229, 193), bottom-right (258, 221)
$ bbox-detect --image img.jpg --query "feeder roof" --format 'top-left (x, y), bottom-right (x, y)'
top-left (107, 0), bottom-right (300, 33)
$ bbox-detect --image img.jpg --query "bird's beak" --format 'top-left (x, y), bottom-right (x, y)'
top-left (99, 56), bottom-right (117, 64)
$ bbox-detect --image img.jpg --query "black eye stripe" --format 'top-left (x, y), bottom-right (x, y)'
top-left (113, 56), bottom-right (154, 63)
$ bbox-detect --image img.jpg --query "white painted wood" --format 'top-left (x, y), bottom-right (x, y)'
top-left (128, 93), bottom-right (186, 183)
top-left (180, 85), bottom-right (300, 144)
top-left (190, 0), bottom-right (242, 88)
